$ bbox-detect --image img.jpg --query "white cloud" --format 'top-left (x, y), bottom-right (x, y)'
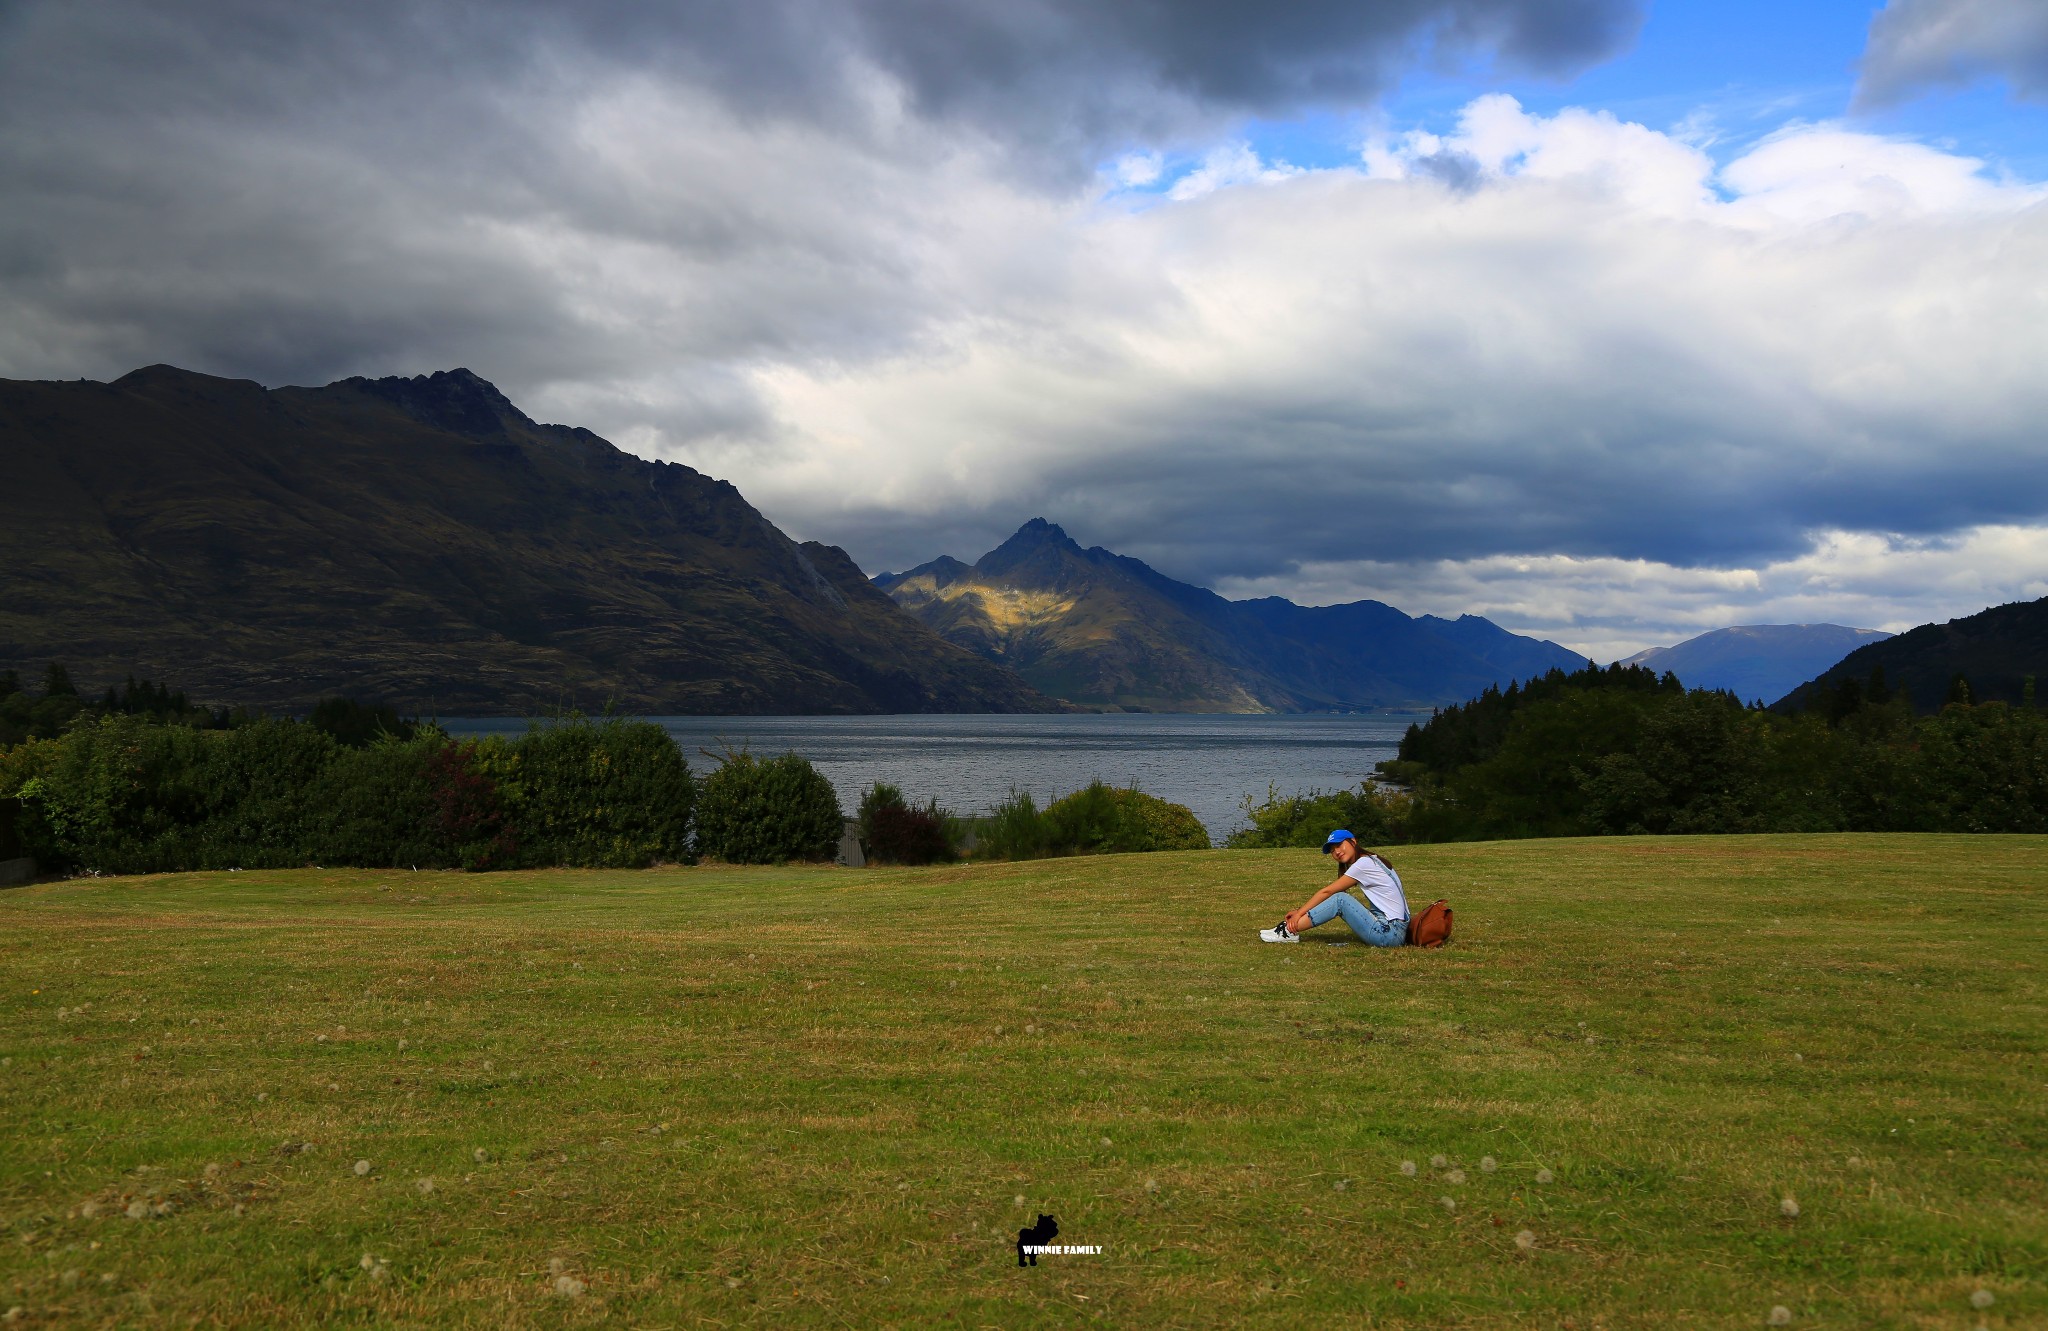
top-left (721, 96), bottom-right (2048, 652)
top-left (1166, 142), bottom-right (1300, 200)
top-left (1109, 151), bottom-right (1165, 188)
top-left (1211, 525), bottom-right (2048, 661)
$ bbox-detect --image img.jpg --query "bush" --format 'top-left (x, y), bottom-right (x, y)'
top-left (969, 782), bottom-right (1209, 859)
top-left (973, 789), bottom-right (1049, 860)
top-left (1225, 782), bottom-right (1411, 849)
top-left (695, 750), bottom-right (841, 864)
top-left (309, 734), bottom-right (451, 869)
top-left (4, 709), bottom-right (698, 873)
top-left (9, 715), bottom-right (340, 873)
top-left (857, 782), bottom-right (956, 865)
top-left (514, 719), bottom-right (693, 867)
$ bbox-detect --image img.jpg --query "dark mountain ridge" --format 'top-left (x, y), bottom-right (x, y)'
top-left (1775, 596), bottom-right (2048, 713)
top-left (876, 519), bottom-right (1587, 711)
top-left (0, 365), bottom-right (1057, 714)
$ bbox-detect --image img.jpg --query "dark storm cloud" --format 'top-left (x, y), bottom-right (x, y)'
top-left (1854, 0), bottom-right (2048, 109)
top-left (0, 0), bottom-right (1641, 390)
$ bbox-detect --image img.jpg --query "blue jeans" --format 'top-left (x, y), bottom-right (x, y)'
top-left (1308, 892), bottom-right (1406, 947)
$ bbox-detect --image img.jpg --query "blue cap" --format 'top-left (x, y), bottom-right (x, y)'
top-left (1321, 829), bottom-right (1356, 853)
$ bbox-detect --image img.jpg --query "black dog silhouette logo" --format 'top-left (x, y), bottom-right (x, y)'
top-left (1016, 1214), bottom-right (1059, 1267)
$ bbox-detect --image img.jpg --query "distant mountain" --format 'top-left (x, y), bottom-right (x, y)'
top-left (1623, 624), bottom-right (1892, 704)
top-left (0, 365), bottom-right (1058, 715)
top-left (1775, 597), bottom-right (2048, 713)
top-left (875, 519), bottom-right (1587, 712)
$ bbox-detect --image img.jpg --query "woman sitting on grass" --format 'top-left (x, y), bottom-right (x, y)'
top-left (1260, 829), bottom-right (1408, 946)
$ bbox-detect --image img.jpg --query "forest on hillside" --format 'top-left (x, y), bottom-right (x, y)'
top-left (1231, 661), bottom-right (2047, 846)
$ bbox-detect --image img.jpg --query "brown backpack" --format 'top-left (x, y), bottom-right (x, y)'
top-left (1405, 899), bottom-right (1453, 949)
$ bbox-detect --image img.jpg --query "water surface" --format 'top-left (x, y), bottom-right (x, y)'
top-left (443, 713), bottom-right (1420, 841)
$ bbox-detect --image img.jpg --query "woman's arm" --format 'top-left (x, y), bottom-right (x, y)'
top-left (1286, 874), bottom-right (1354, 933)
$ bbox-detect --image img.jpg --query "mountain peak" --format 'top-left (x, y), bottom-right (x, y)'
top-left (978, 517), bottom-right (1090, 580)
top-left (338, 367), bottom-right (534, 439)
top-left (1006, 517), bottom-right (1076, 547)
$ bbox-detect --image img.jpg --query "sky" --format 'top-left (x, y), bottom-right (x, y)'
top-left (3, 0), bottom-right (2047, 660)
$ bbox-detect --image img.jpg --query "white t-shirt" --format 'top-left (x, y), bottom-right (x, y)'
top-left (1344, 854), bottom-right (1409, 922)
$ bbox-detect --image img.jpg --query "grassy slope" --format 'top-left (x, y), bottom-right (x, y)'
top-left (0, 836), bottom-right (2041, 1328)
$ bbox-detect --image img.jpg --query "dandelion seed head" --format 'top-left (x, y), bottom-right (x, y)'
top-left (1013, 1194), bottom-right (1026, 1207)
top-left (548, 1258), bottom-right (566, 1276)
top-left (1480, 1156), bottom-right (1498, 1173)
top-left (353, 1159), bottom-right (372, 1177)
top-left (360, 1254), bottom-right (376, 1270)
top-left (1438, 1196), bottom-right (1456, 1211)
top-left (416, 1177), bottom-right (435, 1194)
top-left (1430, 1154), bottom-right (1448, 1169)
top-left (1780, 1196), bottom-right (1799, 1218)
top-left (1400, 1160), bottom-right (1417, 1176)
top-left (1535, 1169), bottom-right (1554, 1184)
top-left (1514, 1229), bottom-right (1535, 1251)
top-left (1100, 1137), bottom-right (1112, 1147)
top-left (1971, 1290), bottom-right (1995, 1310)
top-left (1768, 1306), bottom-right (1792, 1326)
top-left (1144, 1179), bottom-right (1159, 1193)
top-left (473, 1148), bottom-right (488, 1163)
top-left (554, 1275), bottom-right (585, 1298)
top-left (1446, 1169), bottom-right (1466, 1185)
top-left (124, 1201), bottom-right (149, 1220)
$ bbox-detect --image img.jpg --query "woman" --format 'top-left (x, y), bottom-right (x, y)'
top-left (1259, 828), bottom-right (1408, 946)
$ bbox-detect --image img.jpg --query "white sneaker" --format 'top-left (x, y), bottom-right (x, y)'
top-left (1259, 923), bottom-right (1299, 943)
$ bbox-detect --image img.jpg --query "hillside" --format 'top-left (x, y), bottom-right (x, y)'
top-left (0, 366), bottom-right (1056, 714)
top-left (1775, 595), bottom-right (2048, 712)
top-left (875, 519), bottom-right (1585, 711)
top-left (1624, 623), bottom-right (1891, 703)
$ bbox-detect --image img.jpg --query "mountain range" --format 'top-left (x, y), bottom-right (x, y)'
top-left (875, 519), bottom-right (1588, 712)
top-left (1776, 596), bottom-right (2048, 712)
top-left (1623, 624), bottom-right (1893, 705)
top-left (0, 365), bottom-right (1056, 714)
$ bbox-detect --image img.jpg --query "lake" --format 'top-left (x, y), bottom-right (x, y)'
top-left (441, 713), bottom-right (1423, 842)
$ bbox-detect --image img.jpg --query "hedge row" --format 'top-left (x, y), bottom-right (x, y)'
top-left (0, 716), bottom-right (694, 874)
top-left (0, 713), bottom-right (1215, 874)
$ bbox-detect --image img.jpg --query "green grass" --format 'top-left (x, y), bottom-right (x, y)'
top-left (0, 835), bottom-right (2042, 1328)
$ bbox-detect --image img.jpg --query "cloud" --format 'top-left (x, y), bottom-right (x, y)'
top-left (0, 0), bottom-right (1641, 397)
top-left (2, 1), bottom-right (2043, 651)
top-left (1212, 526), bottom-right (2048, 661)
top-left (751, 98), bottom-right (2048, 609)
top-left (1855, 0), bottom-right (2048, 109)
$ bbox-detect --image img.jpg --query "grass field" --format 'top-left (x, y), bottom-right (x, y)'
top-left (0, 835), bottom-right (2042, 1328)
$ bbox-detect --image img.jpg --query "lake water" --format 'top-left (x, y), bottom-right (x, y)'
top-left (441, 713), bottom-right (1423, 842)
